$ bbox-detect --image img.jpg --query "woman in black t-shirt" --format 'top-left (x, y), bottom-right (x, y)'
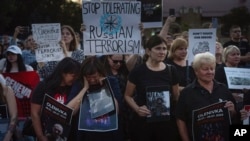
top-left (124, 35), bottom-right (180, 141)
top-left (31, 57), bottom-right (81, 141)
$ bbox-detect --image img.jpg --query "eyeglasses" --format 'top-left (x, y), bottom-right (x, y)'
top-left (111, 59), bottom-right (124, 64)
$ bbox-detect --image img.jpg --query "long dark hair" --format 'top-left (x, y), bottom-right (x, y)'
top-left (6, 54), bottom-right (26, 72)
top-left (44, 57), bottom-right (80, 90)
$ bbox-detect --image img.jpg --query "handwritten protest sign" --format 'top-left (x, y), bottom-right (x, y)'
top-left (138, 0), bottom-right (162, 28)
top-left (82, 1), bottom-right (141, 55)
top-left (32, 23), bottom-right (64, 62)
top-left (188, 28), bottom-right (216, 65)
top-left (224, 67), bottom-right (250, 89)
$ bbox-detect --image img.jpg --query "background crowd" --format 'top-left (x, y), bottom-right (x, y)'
top-left (0, 14), bottom-right (250, 141)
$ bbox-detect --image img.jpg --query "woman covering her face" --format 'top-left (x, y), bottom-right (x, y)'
top-left (66, 56), bottom-right (123, 141)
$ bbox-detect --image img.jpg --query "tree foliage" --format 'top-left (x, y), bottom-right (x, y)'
top-left (0, 0), bottom-right (82, 35)
top-left (221, 6), bottom-right (250, 36)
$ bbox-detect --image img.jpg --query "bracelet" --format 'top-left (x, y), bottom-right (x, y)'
top-left (8, 124), bottom-right (16, 133)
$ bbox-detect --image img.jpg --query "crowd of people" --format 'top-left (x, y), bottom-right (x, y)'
top-left (0, 14), bottom-right (250, 141)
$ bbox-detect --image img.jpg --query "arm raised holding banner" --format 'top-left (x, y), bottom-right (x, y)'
top-left (159, 16), bottom-right (176, 40)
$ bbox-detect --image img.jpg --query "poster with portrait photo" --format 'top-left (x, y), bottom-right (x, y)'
top-left (87, 78), bottom-right (116, 119)
top-left (138, 0), bottom-right (162, 28)
top-left (188, 28), bottom-right (216, 65)
top-left (192, 101), bottom-right (231, 141)
top-left (41, 94), bottom-right (73, 140)
top-left (146, 85), bottom-right (170, 122)
top-left (78, 78), bottom-right (118, 132)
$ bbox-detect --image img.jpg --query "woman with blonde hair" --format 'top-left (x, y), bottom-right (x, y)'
top-left (215, 45), bottom-right (241, 85)
top-left (215, 45), bottom-right (244, 116)
top-left (165, 38), bottom-right (195, 92)
top-left (176, 52), bottom-right (238, 141)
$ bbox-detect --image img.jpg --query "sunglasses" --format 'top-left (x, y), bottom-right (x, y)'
top-left (111, 59), bottom-right (124, 64)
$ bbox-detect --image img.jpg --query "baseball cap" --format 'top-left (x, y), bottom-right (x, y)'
top-left (6, 45), bottom-right (22, 55)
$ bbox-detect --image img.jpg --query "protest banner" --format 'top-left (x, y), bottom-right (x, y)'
top-left (32, 23), bottom-right (64, 62)
top-left (188, 28), bottom-right (216, 65)
top-left (41, 94), bottom-right (73, 140)
top-left (87, 78), bottom-right (115, 119)
top-left (192, 102), bottom-right (231, 141)
top-left (224, 67), bottom-right (250, 90)
top-left (146, 85), bottom-right (170, 122)
top-left (78, 78), bottom-right (117, 132)
top-left (138, 0), bottom-right (162, 28)
top-left (82, 0), bottom-right (141, 55)
top-left (3, 71), bottom-right (40, 118)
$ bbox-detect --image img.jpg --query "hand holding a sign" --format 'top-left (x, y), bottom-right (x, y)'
top-left (166, 15), bottom-right (176, 24)
top-left (136, 105), bottom-right (151, 117)
top-left (240, 108), bottom-right (250, 120)
top-left (80, 23), bottom-right (86, 33)
top-left (139, 23), bottom-right (144, 35)
top-left (159, 16), bottom-right (176, 40)
top-left (14, 26), bottom-right (23, 36)
top-left (224, 101), bottom-right (237, 116)
top-left (59, 40), bottom-right (68, 57)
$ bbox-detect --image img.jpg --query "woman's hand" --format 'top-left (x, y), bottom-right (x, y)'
top-left (136, 105), bottom-right (151, 117)
top-left (240, 109), bottom-right (250, 120)
top-left (83, 76), bottom-right (89, 90)
top-left (224, 101), bottom-right (236, 115)
top-left (3, 131), bottom-right (13, 141)
top-left (80, 23), bottom-right (86, 32)
top-left (14, 26), bottom-right (23, 36)
top-left (98, 77), bottom-right (106, 86)
top-left (166, 15), bottom-right (176, 23)
top-left (59, 40), bottom-right (68, 56)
